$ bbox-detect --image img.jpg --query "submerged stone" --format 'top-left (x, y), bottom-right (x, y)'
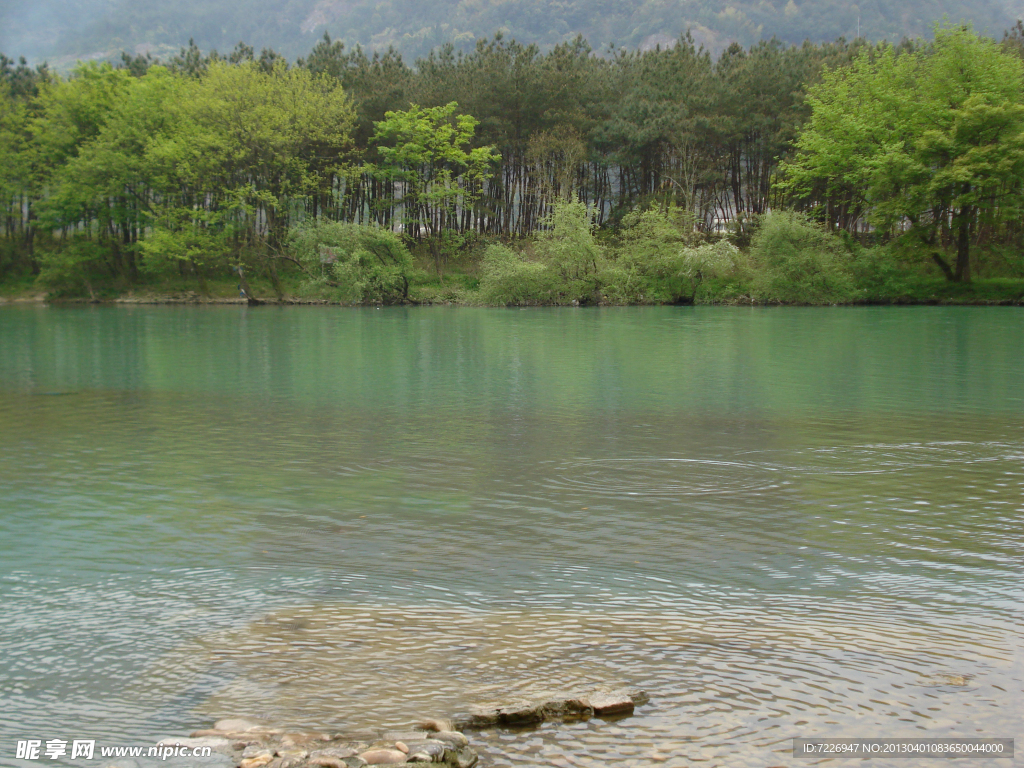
top-left (241, 745), bottom-right (274, 759)
top-left (183, 716), bottom-right (478, 768)
top-left (309, 758), bottom-right (346, 768)
top-left (428, 732), bottom-right (468, 748)
top-left (215, 718), bottom-right (260, 733)
top-left (280, 732), bottom-right (331, 747)
top-left (309, 747), bottom-right (359, 761)
top-left (416, 719), bottom-right (454, 733)
top-left (358, 748), bottom-right (409, 765)
top-left (275, 748), bottom-right (309, 760)
top-left (268, 757), bottom-right (307, 768)
top-left (397, 740), bottom-right (446, 760)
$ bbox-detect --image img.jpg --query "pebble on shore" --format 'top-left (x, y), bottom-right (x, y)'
top-left (156, 687), bottom-right (646, 768)
top-left (171, 719), bottom-right (479, 768)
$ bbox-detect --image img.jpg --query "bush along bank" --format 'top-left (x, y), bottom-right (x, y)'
top-left (11, 205), bottom-right (1024, 307)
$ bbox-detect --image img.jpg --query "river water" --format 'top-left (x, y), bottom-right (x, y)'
top-left (0, 305), bottom-right (1020, 767)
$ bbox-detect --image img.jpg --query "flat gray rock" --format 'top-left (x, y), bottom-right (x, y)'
top-left (585, 691), bottom-right (635, 715)
top-left (459, 687), bottom-right (648, 729)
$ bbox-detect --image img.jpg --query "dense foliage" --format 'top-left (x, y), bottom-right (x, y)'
top-left (1, 24), bottom-right (1024, 304)
top-left (289, 220), bottom-right (414, 303)
top-left (784, 26), bottom-right (1024, 283)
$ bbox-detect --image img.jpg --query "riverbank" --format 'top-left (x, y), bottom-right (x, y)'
top-left (2, 274), bottom-right (1023, 306)
top-left (157, 690), bottom-right (645, 768)
top-left (5, 210), bottom-right (1024, 307)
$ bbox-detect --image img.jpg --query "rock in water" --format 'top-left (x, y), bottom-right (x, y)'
top-left (281, 732), bottom-right (331, 747)
top-left (182, 717), bottom-right (476, 768)
top-left (277, 748), bottom-right (310, 761)
top-left (417, 719), bottom-right (454, 733)
top-left (397, 741), bottom-right (446, 761)
top-left (627, 687), bottom-right (651, 706)
top-left (309, 759), bottom-right (346, 768)
top-left (429, 732), bottom-right (468, 748)
top-left (241, 746), bottom-right (274, 759)
top-left (309, 747), bottom-right (359, 761)
top-left (460, 687), bottom-right (648, 728)
top-left (541, 696), bottom-right (593, 720)
top-left (465, 700), bottom-right (546, 726)
top-left (215, 718), bottom-right (260, 733)
top-left (586, 691), bottom-right (635, 716)
top-left (358, 748), bottom-right (409, 765)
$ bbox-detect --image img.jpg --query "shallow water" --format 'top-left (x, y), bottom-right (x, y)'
top-left (0, 305), bottom-right (1021, 767)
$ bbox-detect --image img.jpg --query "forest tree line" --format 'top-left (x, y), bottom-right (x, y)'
top-left (2, 23), bottom-right (1024, 303)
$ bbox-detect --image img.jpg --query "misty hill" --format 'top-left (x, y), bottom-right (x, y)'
top-left (2, 0), bottom-right (1022, 66)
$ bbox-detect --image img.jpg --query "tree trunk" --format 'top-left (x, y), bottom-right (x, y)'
top-left (190, 258), bottom-right (209, 296)
top-left (931, 252), bottom-right (955, 282)
top-left (430, 236), bottom-right (443, 279)
top-left (236, 264), bottom-right (261, 305)
top-left (954, 204), bottom-right (972, 283)
top-left (262, 255), bottom-right (284, 300)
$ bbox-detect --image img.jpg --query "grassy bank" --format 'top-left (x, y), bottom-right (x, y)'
top-left (3, 260), bottom-right (1023, 307)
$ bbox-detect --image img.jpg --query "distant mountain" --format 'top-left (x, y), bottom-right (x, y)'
top-left (2, 0), bottom-right (1021, 66)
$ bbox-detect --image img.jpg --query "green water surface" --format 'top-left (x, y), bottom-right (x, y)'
top-left (0, 305), bottom-right (1020, 767)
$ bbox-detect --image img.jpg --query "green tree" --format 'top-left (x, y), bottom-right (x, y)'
top-left (370, 101), bottom-right (498, 271)
top-left (31, 63), bottom-right (137, 285)
top-left (33, 60), bottom-right (357, 296)
top-left (784, 26), bottom-right (1024, 282)
top-left (0, 82), bottom-right (32, 272)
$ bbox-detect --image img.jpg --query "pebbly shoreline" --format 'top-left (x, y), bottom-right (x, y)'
top-left (162, 688), bottom-right (648, 768)
top-left (166, 719), bottom-right (477, 768)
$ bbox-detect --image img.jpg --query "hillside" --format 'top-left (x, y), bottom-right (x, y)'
top-left (2, 0), bottom-right (1022, 65)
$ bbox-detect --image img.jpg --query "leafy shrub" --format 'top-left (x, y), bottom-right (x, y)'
top-left (479, 201), bottom-right (606, 305)
top-left (137, 223), bottom-right (228, 294)
top-left (478, 244), bottom-right (554, 305)
top-left (533, 200), bottom-right (605, 303)
top-left (289, 221), bottom-right (412, 303)
top-left (849, 243), bottom-right (915, 301)
top-left (749, 211), bottom-right (856, 304)
top-left (604, 207), bottom-right (742, 303)
top-left (37, 236), bottom-right (109, 298)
